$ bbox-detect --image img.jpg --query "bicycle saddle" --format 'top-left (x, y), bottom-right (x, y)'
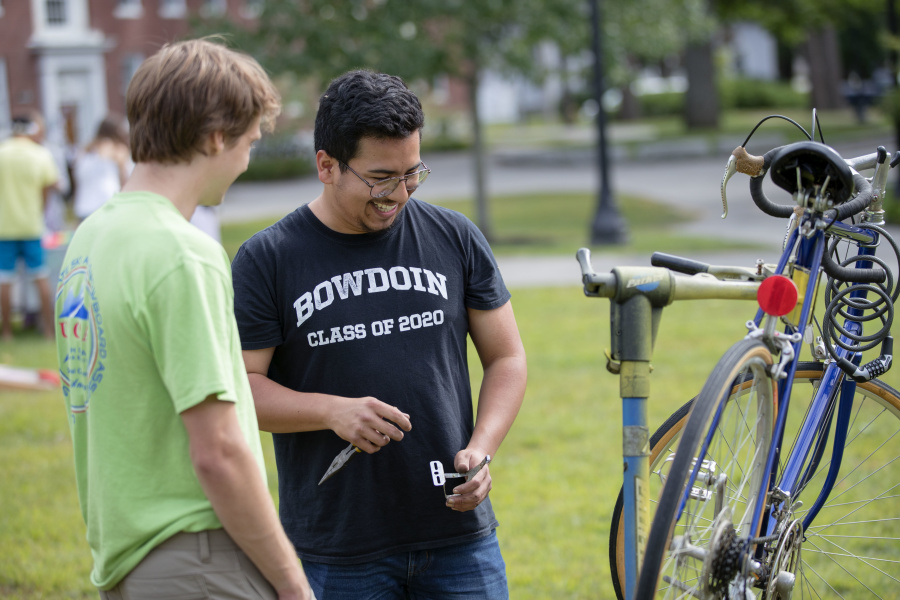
top-left (770, 141), bottom-right (854, 204)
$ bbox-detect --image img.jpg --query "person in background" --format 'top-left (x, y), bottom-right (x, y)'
top-left (231, 69), bottom-right (527, 599)
top-left (42, 117), bottom-right (72, 232)
top-left (22, 113), bottom-right (71, 332)
top-left (54, 39), bottom-right (313, 600)
top-left (0, 110), bottom-right (59, 341)
top-left (72, 115), bottom-right (131, 222)
top-left (190, 204), bottom-right (222, 241)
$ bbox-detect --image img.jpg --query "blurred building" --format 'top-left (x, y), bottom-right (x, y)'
top-left (0, 0), bottom-right (259, 146)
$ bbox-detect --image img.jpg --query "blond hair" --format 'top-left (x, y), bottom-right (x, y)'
top-left (126, 38), bottom-right (281, 163)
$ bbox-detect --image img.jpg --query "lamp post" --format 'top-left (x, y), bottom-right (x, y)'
top-left (589, 0), bottom-right (628, 245)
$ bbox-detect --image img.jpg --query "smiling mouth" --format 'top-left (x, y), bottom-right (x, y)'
top-left (372, 200), bottom-right (398, 214)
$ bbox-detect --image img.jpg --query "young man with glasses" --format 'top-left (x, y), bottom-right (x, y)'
top-left (232, 69), bottom-right (527, 599)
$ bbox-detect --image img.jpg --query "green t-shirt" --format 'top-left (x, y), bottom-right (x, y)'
top-left (0, 136), bottom-right (59, 239)
top-left (55, 191), bottom-right (267, 589)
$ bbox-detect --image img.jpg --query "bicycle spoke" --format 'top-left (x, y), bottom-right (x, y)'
top-left (800, 493), bottom-right (900, 514)
top-left (807, 477), bottom-right (900, 541)
top-left (798, 556), bottom-right (844, 599)
top-left (803, 546), bottom-right (900, 567)
top-left (802, 536), bottom-right (883, 598)
top-left (825, 430), bottom-right (899, 505)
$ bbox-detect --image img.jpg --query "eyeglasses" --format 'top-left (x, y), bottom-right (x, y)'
top-left (340, 161), bottom-right (430, 199)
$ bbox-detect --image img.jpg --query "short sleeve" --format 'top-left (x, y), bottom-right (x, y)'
top-left (231, 240), bottom-right (284, 350)
top-left (143, 260), bottom-right (239, 414)
top-left (463, 218), bottom-right (511, 311)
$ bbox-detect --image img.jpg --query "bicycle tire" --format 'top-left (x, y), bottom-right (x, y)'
top-left (636, 339), bottom-right (777, 599)
top-left (634, 355), bottom-right (900, 598)
top-left (609, 400), bottom-right (693, 599)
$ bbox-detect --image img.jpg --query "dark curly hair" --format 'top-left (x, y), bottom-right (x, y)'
top-left (314, 70), bottom-right (425, 167)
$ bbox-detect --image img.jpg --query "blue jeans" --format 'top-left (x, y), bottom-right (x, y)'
top-left (302, 530), bottom-right (508, 600)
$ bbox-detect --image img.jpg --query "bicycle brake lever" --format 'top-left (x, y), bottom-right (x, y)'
top-left (720, 153), bottom-right (737, 219)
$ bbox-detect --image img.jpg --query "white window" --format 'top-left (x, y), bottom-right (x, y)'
top-left (32, 0), bottom-right (91, 37)
top-left (114, 0), bottom-right (143, 19)
top-left (201, 0), bottom-right (227, 17)
top-left (159, 0), bottom-right (186, 19)
top-left (46, 0), bottom-right (68, 25)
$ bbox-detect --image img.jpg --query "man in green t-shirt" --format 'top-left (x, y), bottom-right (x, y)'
top-left (55, 39), bottom-right (313, 600)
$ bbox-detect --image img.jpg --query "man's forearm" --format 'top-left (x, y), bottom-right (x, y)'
top-left (470, 355), bottom-right (527, 455)
top-left (248, 373), bottom-right (334, 433)
top-left (192, 435), bottom-right (310, 598)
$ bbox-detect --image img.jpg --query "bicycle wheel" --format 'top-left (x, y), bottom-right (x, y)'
top-left (609, 400), bottom-right (693, 599)
top-left (636, 339), bottom-right (777, 599)
top-left (780, 363), bottom-right (900, 599)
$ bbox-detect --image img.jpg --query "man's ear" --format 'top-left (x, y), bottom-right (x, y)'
top-left (206, 131), bottom-right (225, 155)
top-left (317, 150), bottom-right (337, 184)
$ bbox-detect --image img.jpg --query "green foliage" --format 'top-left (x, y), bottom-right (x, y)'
top-left (193, 0), bottom-right (585, 86)
top-left (237, 157), bottom-right (313, 182)
top-left (719, 78), bottom-right (808, 110)
top-left (630, 79), bottom-right (809, 119)
top-left (604, 0), bottom-right (716, 86)
top-left (881, 87), bottom-right (900, 123)
top-left (714, 0), bottom-right (877, 46)
top-left (421, 134), bottom-right (470, 154)
top-left (883, 189), bottom-right (900, 223)
top-left (637, 92), bottom-right (685, 117)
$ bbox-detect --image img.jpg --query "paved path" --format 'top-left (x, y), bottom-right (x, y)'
top-left (220, 136), bottom-right (900, 288)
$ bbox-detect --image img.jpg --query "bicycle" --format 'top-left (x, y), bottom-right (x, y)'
top-left (580, 112), bottom-right (900, 599)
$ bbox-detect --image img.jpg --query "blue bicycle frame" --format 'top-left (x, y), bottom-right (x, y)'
top-left (674, 220), bottom-right (881, 543)
top-left (755, 222), bottom-right (879, 539)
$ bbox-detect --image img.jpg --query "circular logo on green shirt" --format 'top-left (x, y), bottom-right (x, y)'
top-left (57, 257), bottom-right (106, 413)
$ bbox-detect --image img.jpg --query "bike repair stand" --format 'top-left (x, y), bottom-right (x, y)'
top-left (580, 256), bottom-right (675, 600)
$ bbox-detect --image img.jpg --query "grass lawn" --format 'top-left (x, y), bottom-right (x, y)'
top-left (0, 289), bottom-right (763, 599)
top-left (4, 290), bottom-right (898, 598)
top-left (2, 188), bottom-right (896, 598)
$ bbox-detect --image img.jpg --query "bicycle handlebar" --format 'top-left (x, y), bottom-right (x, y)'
top-left (737, 145), bottom-right (880, 221)
top-left (577, 248), bottom-right (760, 304)
top-left (650, 252), bottom-right (709, 275)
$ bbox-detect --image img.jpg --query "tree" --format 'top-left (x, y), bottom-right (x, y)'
top-left (603, 0), bottom-right (717, 128)
top-left (715, 0), bottom-right (884, 112)
top-left (194, 0), bottom-right (586, 241)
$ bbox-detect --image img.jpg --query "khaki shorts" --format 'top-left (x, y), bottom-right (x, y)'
top-left (99, 529), bottom-right (277, 600)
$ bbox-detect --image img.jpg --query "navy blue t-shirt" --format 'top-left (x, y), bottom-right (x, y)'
top-left (232, 199), bottom-right (511, 563)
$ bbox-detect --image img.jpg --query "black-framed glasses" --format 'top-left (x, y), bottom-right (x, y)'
top-left (340, 161), bottom-right (430, 199)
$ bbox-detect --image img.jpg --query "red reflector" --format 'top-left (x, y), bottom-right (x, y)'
top-left (757, 275), bottom-right (799, 317)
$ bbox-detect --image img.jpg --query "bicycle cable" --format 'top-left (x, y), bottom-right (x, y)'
top-left (742, 115), bottom-right (812, 148)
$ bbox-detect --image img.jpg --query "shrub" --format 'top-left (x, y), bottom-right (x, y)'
top-left (638, 91), bottom-right (684, 117)
top-left (237, 132), bottom-right (314, 181)
top-left (719, 78), bottom-right (808, 110)
top-left (238, 156), bottom-right (313, 181)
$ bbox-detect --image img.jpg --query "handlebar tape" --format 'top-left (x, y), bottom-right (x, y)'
top-left (650, 252), bottom-right (710, 275)
top-left (820, 248), bottom-right (887, 284)
top-left (828, 173), bottom-right (875, 221)
top-left (749, 148), bottom-right (796, 218)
